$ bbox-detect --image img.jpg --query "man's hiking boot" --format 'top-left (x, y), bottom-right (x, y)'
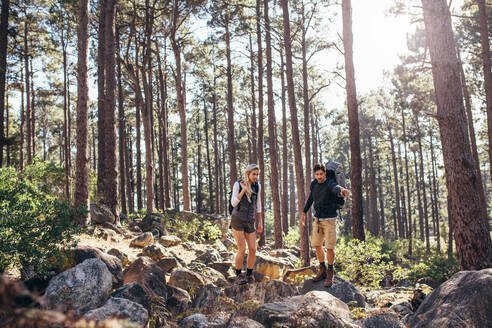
top-left (324, 267), bottom-right (334, 287)
top-left (312, 264), bottom-right (327, 282)
top-left (236, 273), bottom-right (247, 285)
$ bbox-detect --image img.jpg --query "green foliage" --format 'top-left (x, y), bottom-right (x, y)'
top-left (283, 225), bottom-right (300, 248)
top-left (0, 163), bottom-right (84, 276)
top-left (166, 216), bottom-right (222, 243)
top-left (407, 255), bottom-right (459, 284)
top-left (335, 234), bottom-right (394, 289)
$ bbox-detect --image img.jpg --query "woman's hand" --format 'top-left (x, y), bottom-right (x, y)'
top-left (257, 220), bottom-right (263, 234)
top-left (240, 180), bottom-right (247, 189)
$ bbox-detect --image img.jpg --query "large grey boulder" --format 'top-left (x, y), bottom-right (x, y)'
top-left (253, 290), bottom-right (353, 328)
top-left (224, 280), bottom-right (297, 304)
top-left (166, 285), bottom-right (192, 315)
top-left (158, 235), bottom-right (182, 247)
top-left (252, 252), bottom-right (295, 280)
top-left (168, 268), bottom-right (206, 292)
top-left (180, 313), bottom-right (264, 328)
top-left (130, 232), bottom-right (154, 248)
top-left (90, 203), bottom-right (115, 224)
top-left (301, 275), bottom-right (366, 307)
top-left (407, 269), bottom-right (492, 327)
top-left (355, 311), bottom-right (405, 328)
top-left (72, 246), bottom-right (123, 287)
top-left (84, 297), bottom-right (148, 327)
top-left (142, 243), bottom-right (167, 261)
top-left (123, 257), bottom-right (168, 299)
top-left (111, 282), bottom-right (151, 313)
top-left (44, 258), bottom-right (112, 315)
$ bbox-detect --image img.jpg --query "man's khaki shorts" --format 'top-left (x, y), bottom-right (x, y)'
top-left (311, 219), bottom-right (337, 249)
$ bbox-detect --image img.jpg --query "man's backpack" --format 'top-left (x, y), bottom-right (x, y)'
top-left (326, 160), bottom-right (346, 209)
top-left (228, 180), bottom-right (259, 215)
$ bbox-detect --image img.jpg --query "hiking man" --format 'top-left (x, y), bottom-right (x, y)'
top-left (301, 163), bottom-right (350, 287)
top-left (230, 164), bottom-right (263, 285)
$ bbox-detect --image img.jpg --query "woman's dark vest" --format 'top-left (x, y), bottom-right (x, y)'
top-left (231, 182), bottom-right (258, 222)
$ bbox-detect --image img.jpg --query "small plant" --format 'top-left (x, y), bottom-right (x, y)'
top-left (283, 225), bottom-right (300, 248)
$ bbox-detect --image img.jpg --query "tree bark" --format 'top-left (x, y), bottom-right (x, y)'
top-left (213, 64), bottom-right (220, 214)
top-left (289, 163), bottom-right (296, 227)
top-left (388, 127), bottom-right (402, 239)
top-left (171, 0), bottom-right (190, 211)
top-left (368, 135), bottom-right (378, 236)
top-left (62, 31), bottom-right (71, 201)
top-left (477, 0), bottom-right (492, 184)
top-left (96, 0), bottom-right (106, 194)
top-left (20, 67), bottom-right (24, 169)
top-left (402, 108), bottom-right (412, 253)
top-left (116, 27), bottom-right (127, 215)
top-left (224, 14), bottom-right (238, 185)
top-left (430, 130), bottom-right (441, 252)
top-left (280, 48), bottom-right (289, 235)
top-left (280, 0), bottom-right (309, 265)
top-left (342, 0), bottom-right (364, 241)
top-left (264, 0), bottom-right (283, 248)
top-left (0, 0), bottom-right (9, 166)
top-left (74, 0), bottom-right (90, 225)
top-left (413, 149), bottom-right (424, 241)
top-left (416, 117), bottom-right (430, 251)
top-left (421, 0), bottom-right (492, 269)
top-left (102, 0), bottom-right (119, 220)
top-left (458, 51), bottom-right (489, 228)
top-left (256, 0), bottom-right (266, 246)
top-left (249, 35), bottom-right (257, 165)
top-left (24, 20), bottom-right (32, 165)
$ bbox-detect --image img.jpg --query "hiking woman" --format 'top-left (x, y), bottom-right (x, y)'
top-left (230, 164), bottom-right (263, 285)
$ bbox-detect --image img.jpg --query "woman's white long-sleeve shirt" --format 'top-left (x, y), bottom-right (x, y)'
top-left (230, 181), bottom-right (262, 213)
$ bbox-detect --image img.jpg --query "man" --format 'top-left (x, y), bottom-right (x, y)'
top-left (300, 163), bottom-right (350, 287)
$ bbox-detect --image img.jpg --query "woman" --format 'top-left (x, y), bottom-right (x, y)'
top-left (230, 164), bottom-right (264, 285)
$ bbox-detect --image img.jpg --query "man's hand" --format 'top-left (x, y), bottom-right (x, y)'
top-left (300, 213), bottom-right (306, 227)
top-left (340, 188), bottom-right (350, 198)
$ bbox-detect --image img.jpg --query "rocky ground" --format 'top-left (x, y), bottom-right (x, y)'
top-left (1, 206), bottom-right (491, 327)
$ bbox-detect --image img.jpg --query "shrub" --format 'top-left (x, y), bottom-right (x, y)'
top-left (166, 216), bottom-right (221, 242)
top-left (335, 235), bottom-right (395, 289)
top-left (407, 255), bottom-right (459, 283)
top-left (283, 225), bottom-right (300, 248)
top-left (0, 163), bottom-right (84, 276)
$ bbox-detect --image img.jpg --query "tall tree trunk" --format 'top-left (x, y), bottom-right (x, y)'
top-left (416, 118), bottom-right (430, 251)
top-left (140, 0), bottom-right (155, 213)
top-left (5, 93), bottom-right (9, 165)
top-left (75, 0), bottom-right (90, 225)
top-left (477, 0), bottom-right (492, 184)
top-left (156, 41), bottom-right (171, 209)
top-left (224, 14), bottom-right (238, 185)
top-left (0, 0), bottom-right (9, 166)
top-left (24, 20), bottom-right (32, 165)
top-left (368, 135), bottom-right (378, 236)
top-left (289, 163), bottom-right (296, 227)
top-left (213, 64), bottom-right (220, 214)
top-left (20, 67), bottom-right (24, 169)
top-left (249, 35), bottom-right (257, 165)
top-left (398, 142), bottom-right (407, 239)
top-left (311, 105), bottom-right (318, 164)
top-left (447, 193), bottom-right (453, 258)
top-left (126, 126), bottom-right (134, 213)
top-left (116, 27), bottom-right (127, 215)
top-left (421, 0), bottom-right (492, 269)
top-left (402, 108), bottom-right (412, 253)
top-left (301, 2), bottom-right (312, 204)
top-left (102, 0), bottom-right (118, 220)
top-left (264, 0), bottom-right (283, 248)
top-left (413, 149), bottom-right (424, 241)
top-left (376, 154), bottom-right (385, 236)
top-left (458, 51), bottom-right (488, 227)
top-left (97, 0), bottom-right (106, 194)
top-left (62, 32), bottom-right (71, 201)
top-left (171, 2), bottom-right (190, 211)
top-left (256, 0), bottom-right (266, 246)
top-left (430, 130), bottom-right (441, 252)
top-left (281, 0), bottom-right (308, 265)
top-left (281, 48), bottom-right (289, 235)
top-left (204, 100), bottom-right (213, 213)
top-left (388, 127), bottom-right (402, 239)
top-left (342, 0), bottom-right (364, 241)
top-left (30, 56), bottom-right (35, 159)
top-left (136, 85), bottom-right (143, 210)
top-left (196, 112), bottom-right (203, 213)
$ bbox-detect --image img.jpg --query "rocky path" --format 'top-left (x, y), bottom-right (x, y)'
top-left (2, 210), bottom-right (492, 327)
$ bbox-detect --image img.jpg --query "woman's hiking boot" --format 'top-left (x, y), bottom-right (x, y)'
top-left (246, 274), bottom-right (255, 284)
top-left (312, 264), bottom-right (327, 282)
top-left (235, 273), bottom-right (247, 285)
top-left (324, 267), bottom-right (334, 287)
